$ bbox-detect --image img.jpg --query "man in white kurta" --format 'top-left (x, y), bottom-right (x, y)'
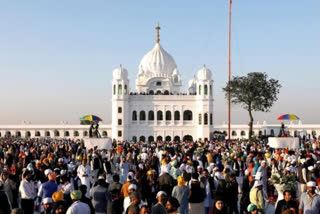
top-left (77, 159), bottom-right (92, 198)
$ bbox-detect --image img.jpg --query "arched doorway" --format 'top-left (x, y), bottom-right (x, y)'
top-left (35, 131), bottom-right (41, 137)
top-left (102, 131), bottom-right (108, 137)
top-left (148, 111), bottom-right (154, 120)
top-left (148, 136), bottom-right (154, 142)
top-left (164, 90), bottom-right (169, 95)
top-left (45, 131), bottom-right (50, 137)
top-left (173, 136), bottom-right (180, 141)
top-left (15, 131), bottom-right (21, 137)
top-left (139, 136), bottom-right (146, 142)
top-left (54, 130), bottom-right (60, 137)
top-left (5, 131), bottom-right (11, 137)
top-left (64, 131), bottom-right (70, 137)
top-left (132, 136), bottom-right (137, 142)
top-left (183, 110), bottom-right (193, 120)
top-left (165, 136), bottom-right (171, 142)
top-left (74, 131), bottom-right (79, 137)
top-left (183, 135), bottom-right (193, 141)
top-left (83, 131), bottom-right (88, 137)
top-left (157, 136), bottom-right (163, 141)
top-left (26, 131), bottom-right (31, 138)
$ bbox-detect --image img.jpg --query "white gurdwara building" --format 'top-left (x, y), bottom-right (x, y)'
top-left (0, 24), bottom-right (319, 141)
top-left (111, 24), bottom-right (213, 142)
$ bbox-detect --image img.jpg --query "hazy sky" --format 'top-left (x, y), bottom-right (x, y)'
top-left (0, 0), bottom-right (319, 125)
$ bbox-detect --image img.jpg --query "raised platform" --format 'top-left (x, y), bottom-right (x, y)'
top-left (83, 137), bottom-right (112, 150)
top-left (268, 137), bottom-right (299, 149)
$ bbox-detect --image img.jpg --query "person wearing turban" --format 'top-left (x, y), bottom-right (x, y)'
top-left (172, 176), bottom-right (189, 214)
top-left (37, 172), bottom-right (58, 213)
top-left (66, 190), bottom-right (91, 214)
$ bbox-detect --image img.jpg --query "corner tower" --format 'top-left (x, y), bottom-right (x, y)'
top-left (111, 65), bottom-right (129, 141)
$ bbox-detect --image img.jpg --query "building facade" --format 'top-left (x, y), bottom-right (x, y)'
top-left (0, 25), bottom-right (319, 141)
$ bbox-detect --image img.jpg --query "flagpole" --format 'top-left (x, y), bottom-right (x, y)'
top-left (228, 0), bottom-right (232, 141)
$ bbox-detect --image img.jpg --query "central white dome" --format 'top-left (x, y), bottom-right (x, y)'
top-left (139, 43), bottom-right (177, 77)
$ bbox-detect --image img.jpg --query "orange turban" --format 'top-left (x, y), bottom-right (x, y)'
top-left (52, 190), bottom-right (64, 202)
top-left (177, 176), bottom-right (186, 186)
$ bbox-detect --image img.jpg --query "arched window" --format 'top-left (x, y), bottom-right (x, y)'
top-left (210, 113), bottom-right (213, 125)
top-left (183, 110), bottom-right (193, 120)
top-left (5, 131), bottom-right (11, 137)
top-left (223, 131), bottom-right (227, 136)
top-left (148, 111), bottom-right (154, 120)
top-left (165, 136), bottom-right (171, 142)
top-left (139, 136), bottom-right (146, 142)
top-left (312, 130), bottom-right (317, 136)
top-left (157, 111), bottom-right (163, 120)
top-left (199, 113), bottom-right (202, 124)
top-left (118, 119), bottom-right (122, 125)
top-left (74, 131), bottom-right (79, 137)
top-left (124, 85), bottom-right (127, 95)
top-left (183, 135), bottom-right (193, 141)
top-left (241, 131), bottom-right (246, 136)
top-left (139, 111), bottom-right (146, 121)
top-left (156, 90), bottom-right (162, 95)
top-left (149, 90), bottom-right (154, 95)
top-left (157, 136), bottom-right (163, 141)
top-left (132, 136), bottom-right (137, 142)
top-left (113, 84), bottom-right (116, 95)
top-left (83, 131), bottom-right (88, 137)
top-left (174, 111), bottom-right (180, 120)
top-left (118, 84), bottom-right (122, 95)
top-left (16, 131), bottom-right (21, 137)
top-left (45, 131), bottom-right (50, 137)
top-left (270, 129), bottom-right (275, 137)
top-left (102, 131), bottom-right (108, 137)
top-left (148, 136), bottom-right (154, 142)
top-left (210, 85), bottom-right (212, 95)
top-left (204, 113), bottom-right (208, 125)
top-left (26, 131), bottom-right (31, 138)
top-left (64, 131), bottom-right (70, 137)
top-left (164, 90), bottom-right (169, 95)
top-left (132, 111), bottom-right (137, 121)
top-left (174, 136), bottom-right (180, 141)
top-left (232, 131), bottom-right (237, 136)
top-left (166, 111), bottom-right (171, 120)
top-left (204, 85), bottom-right (208, 95)
top-left (198, 85), bottom-right (202, 95)
top-left (35, 131), bottom-right (41, 137)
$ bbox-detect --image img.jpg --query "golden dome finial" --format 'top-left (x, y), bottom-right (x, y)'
top-left (155, 22), bottom-right (160, 43)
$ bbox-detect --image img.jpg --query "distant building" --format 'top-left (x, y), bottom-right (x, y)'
top-left (0, 25), bottom-right (319, 141)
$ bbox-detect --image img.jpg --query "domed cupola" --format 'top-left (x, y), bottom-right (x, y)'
top-left (113, 64), bottom-right (128, 80)
top-left (138, 43), bottom-right (177, 78)
top-left (138, 23), bottom-right (177, 79)
top-left (197, 65), bottom-right (212, 80)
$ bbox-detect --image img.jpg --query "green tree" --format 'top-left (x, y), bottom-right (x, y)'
top-left (223, 72), bottom-right (281, 139)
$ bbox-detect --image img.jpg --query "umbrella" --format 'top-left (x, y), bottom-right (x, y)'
top-left (277, 114), bottom-right (299, 120)
top-left (80, 115), bottom-right (103, 122)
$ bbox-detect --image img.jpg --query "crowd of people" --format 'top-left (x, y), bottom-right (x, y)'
top-left (0, 136), bottom-right (319, 214)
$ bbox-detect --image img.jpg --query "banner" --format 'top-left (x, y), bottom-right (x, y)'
top-left (84, 138), bottom-right (112, 150)
top-left (268, 137), bottom-right (299, 149)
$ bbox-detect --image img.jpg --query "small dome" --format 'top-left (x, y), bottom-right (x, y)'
top-left (139, 43), bottom-right (177, 78)
top-left (197, 65), bottom-right (212, 80)
top-left (172, 68), bottom-right (180, 76)
top-left (113, 65), bottom-right (128, 80)
top-left (188, 78), bottom-right (197, 88)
